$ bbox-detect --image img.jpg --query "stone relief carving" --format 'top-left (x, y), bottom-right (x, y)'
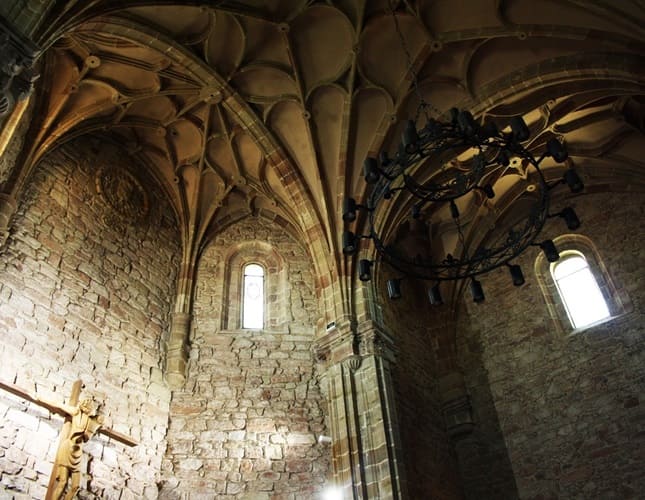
top-left (95, 165), bottom-right (149, 225)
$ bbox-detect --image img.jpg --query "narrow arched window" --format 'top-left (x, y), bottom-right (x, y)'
top-left (242, 263), bottom-right (264, 329)
top-left (551, 252), bottom-right (610, 329)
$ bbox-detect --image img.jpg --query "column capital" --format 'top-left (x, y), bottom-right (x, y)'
top-left (314, 318), bottom-right (356, 366)
top-left (356, 319), bottom-right (397, 362)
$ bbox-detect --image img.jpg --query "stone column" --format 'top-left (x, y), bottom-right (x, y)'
top-left (317, 320), bottom-right (407, 499)
top-left (165, 311), bottom-right (191, 388)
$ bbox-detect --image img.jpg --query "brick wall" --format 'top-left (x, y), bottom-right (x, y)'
top-left (456, 191), bottom-right (645, 498)
top-left (161, 216), bottom-right (330, 499)
top-left (0, 137), bottom-right (180, 498)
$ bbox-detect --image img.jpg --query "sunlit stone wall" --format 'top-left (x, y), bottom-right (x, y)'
top-left (0, 137), bottom-right (180, 497)
top-left (161, 216), bottom-right (330, 498)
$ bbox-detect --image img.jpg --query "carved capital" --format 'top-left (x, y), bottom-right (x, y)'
top-left (0, 15), bottom-right (40, 117)
top-left (356, 320), bottom-right (396, 362)
top-left (314, 318), bottom-right (356, 365)
top-left (342, 355), bottom-right (362, 372)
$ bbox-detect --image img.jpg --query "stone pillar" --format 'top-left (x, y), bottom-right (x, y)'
top-left (165, 311), bottom-right (191, 388)
top-left (317, 320), bottom-right (407, 499)
top-left (0, 191), bottom-right (16, 246)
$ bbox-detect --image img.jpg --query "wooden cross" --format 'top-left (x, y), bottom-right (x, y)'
top-left (0, 379), bottom-right (137, 500)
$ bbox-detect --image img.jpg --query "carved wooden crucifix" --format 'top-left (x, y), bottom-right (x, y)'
top-left (0, 379), bottom-right (137, 500)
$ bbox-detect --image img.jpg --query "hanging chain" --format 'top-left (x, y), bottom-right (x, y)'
top-left (388, 1), bottom-right (438, 123)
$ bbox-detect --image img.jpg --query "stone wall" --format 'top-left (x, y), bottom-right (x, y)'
top-left (0, 137), bottom-right (180, 498)
top-left (161, 216), bottom-right (330, 499)
top-left (378, 278), bottom-right (463, 499)
top-left (456, 190), bottom-right (645, 498)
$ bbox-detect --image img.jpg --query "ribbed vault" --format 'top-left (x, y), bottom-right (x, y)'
top-left (5, 0), bottom-right (645, 326)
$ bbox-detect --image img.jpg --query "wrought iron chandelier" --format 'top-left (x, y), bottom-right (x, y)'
top-left (341, 6), bottom-right (584, 303)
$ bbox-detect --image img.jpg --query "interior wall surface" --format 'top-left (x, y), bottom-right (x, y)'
top-left (161, 216), bottom-right (330, 499)
top-left (378, 278), bottom-right (464, 499)
top-left (456, 190), bottom-right (645, 499)
top-left (0, 137), bottom-right (180, 498)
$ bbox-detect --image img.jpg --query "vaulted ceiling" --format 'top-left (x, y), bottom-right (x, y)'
top-left (11, 0), bottom-right (645, 309)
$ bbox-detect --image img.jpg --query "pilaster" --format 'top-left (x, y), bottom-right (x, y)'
top-left (165, 311), bottom-right (192, 388)
top-left (317, 320), bottom-right (407, 499)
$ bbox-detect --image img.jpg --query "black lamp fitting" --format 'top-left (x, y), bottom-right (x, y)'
top-left (471, 279), bottom-right (485, 303)
top-left (359, 259), bottom-right (372, 282)
top-left (342, 198), bottom-right (357, 222)
top-left (508, 264), bottom-right (525, 286)
top-left (540, 239), bottom-right (560, 262)
top-left (428, 284), bottom-right (443, 305)
top-left (342, 231), bottom-right (357, 255)
top-left (563, 168), bottom-right (584, 193)
top-left (560, 207), bottom-right (581, 230)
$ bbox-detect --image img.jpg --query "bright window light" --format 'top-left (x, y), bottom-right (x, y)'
top-left (322, 486), bottom-right (343, 500)
top-left (552, 254), bottom-right (610, 329)
top-left (242, 264), bottom-right (264, 329)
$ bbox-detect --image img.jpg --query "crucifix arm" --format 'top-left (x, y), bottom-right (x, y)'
top-left (0, 379), bottom-right (137, 447)
top-left (99, 427), bottom-right (138, 447)
top-left (0, 380), bottom-right (74, 417)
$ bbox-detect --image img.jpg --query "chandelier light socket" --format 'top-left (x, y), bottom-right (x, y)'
top-left (470, 279), bottom-right (485, 303)
top-left (359, 259), bottom-right (372, 282)
top-left (450, 200), bottom-right (460, 219)
top-left (342, 198), bottom-right (357, 222)
top-left (428, 284), bottom-right (443, 305)
top-left (378, 151), bottom-right (391, 167)
top-left (480, 121), bottom-right (499, 139)
top-left (363, 157), bottom-right (379, 184)
top-left (387, 279), bottom-right (402, 299)
top-left (547, 138), bottom-right (568, 163)
top-left (540, 239), bottom-right (560, 262)
top-left (508, 264), bottom-right (525, 286)
top-left (563, 168), bottom-right (584, 193)
top-left (342, 231), bottom-right (357, 255)
top-left (482, 184), bottom-right (495, 199)
top-left (403, 120), bottom-right (419, 150)
top-left (560, 207), bottom-right (580, 230)
top-left (457, 110), bottom-right (476, 135)
top-left (510, 116), bottom-right (530, 142)
top-left (497, 150), bottom-right (510, 166)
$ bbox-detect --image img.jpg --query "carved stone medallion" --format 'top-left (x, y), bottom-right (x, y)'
top-left (95, 166), bottom-right (149, 222)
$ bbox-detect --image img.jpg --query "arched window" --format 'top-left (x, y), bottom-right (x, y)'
top-left (550, 252), bottom-right (609, 329)
top-left (535, 234), bottom-right (631, 334)
top-left (242, 263), bottom-right (264, 329)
